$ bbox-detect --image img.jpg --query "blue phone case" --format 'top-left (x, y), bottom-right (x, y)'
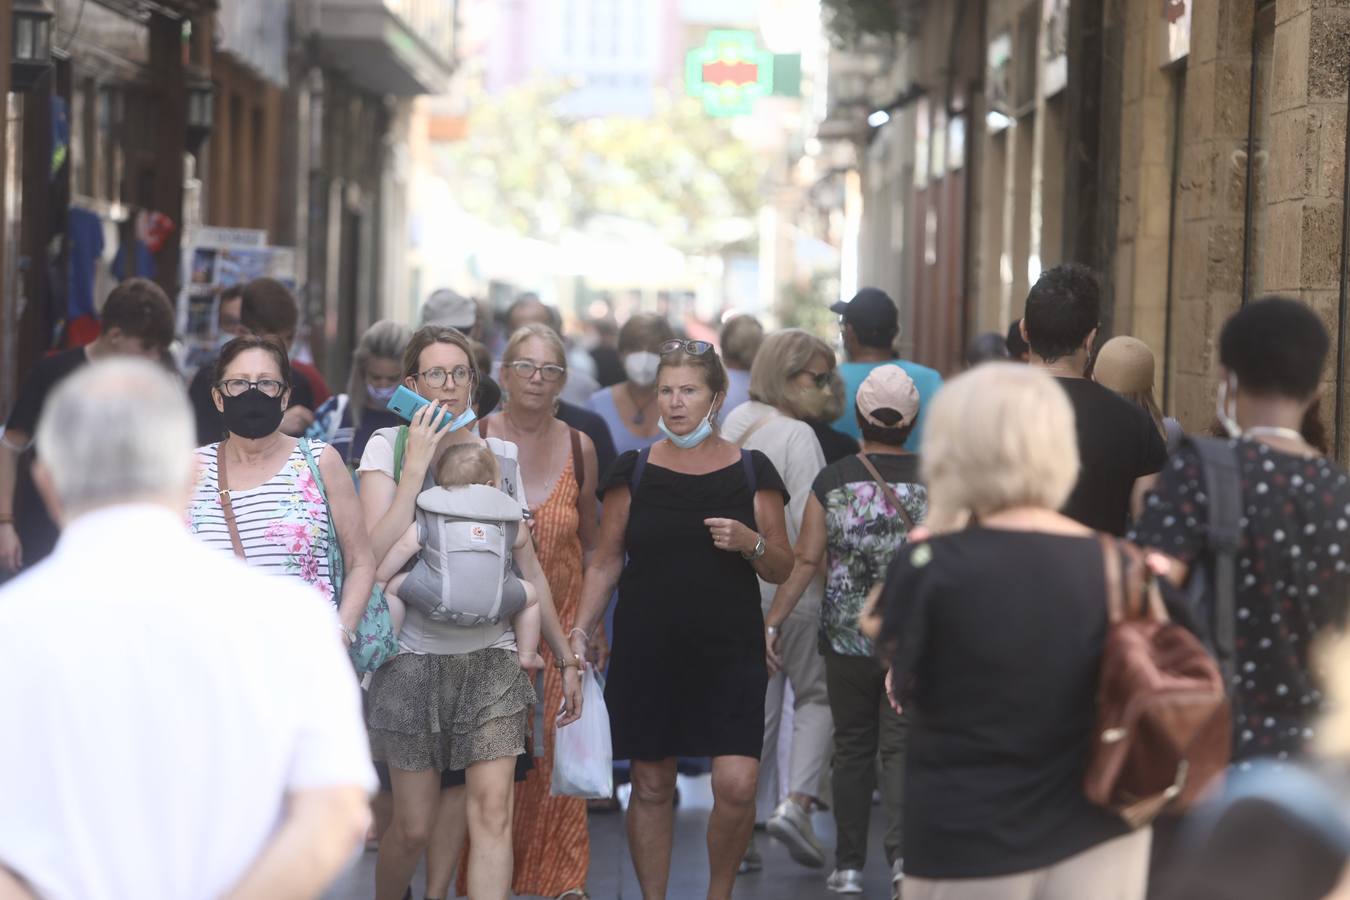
top-left (387, 385), bottom-right (450, 430)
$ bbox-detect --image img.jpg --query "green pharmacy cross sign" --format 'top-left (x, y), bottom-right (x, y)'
top-left (686, 30), bottom-right (776, 117)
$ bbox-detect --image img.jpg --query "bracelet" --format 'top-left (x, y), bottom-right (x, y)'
top-left (569, 627), bottom-right (591, 642)
top-left (0, 514), bottom-right (12, 525)
top-left (554, 653), bottom-right (582, 671)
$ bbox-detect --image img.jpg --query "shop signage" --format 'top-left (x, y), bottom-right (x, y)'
top-left (685, 30), bottom-right (775, 117)
top-left (1042, 0), bottom-right (1069, 97)
top-left (1163, 0), bottom-right (1190, 64)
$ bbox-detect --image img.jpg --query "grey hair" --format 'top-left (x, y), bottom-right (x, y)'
top-left (35, 359), bottom-right (195, 515)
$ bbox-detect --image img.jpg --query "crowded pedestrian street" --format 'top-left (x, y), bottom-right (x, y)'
top-left (7, 2), bottom-right (1350, 900)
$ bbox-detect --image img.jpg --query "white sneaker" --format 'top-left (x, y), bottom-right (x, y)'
top-left (891, 858), bottom-right (904, 900)
top-left (826, 868), bottom-right (864, 894)
top-left (766, 799), bottom-right (826, 868)
top-left (737, 837), bottom-right (762, 875)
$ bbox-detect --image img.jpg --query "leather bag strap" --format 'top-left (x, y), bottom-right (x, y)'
top-left (215, 441), bottom-right (247, 561)
top-left (570, 427), bottom-right (583, 489)
top-left (855, 452), bottom-right (915, 530)
top-left (1098, 534), bottom-right (1168, 624)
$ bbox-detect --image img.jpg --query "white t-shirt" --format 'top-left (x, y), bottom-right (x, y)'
top-left (0, 504), bottom-right (376, 900)
top-left (722, 401), bottom-right (827, 614)
top-left (358, 427), bottom-right (526, 653)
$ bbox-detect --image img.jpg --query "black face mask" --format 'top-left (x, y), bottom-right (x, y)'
top-left (220, 388), bottom-right (285, 439)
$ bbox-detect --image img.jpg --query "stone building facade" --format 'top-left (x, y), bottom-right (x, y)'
top-left (844, 0), bottom-right (1350, 455)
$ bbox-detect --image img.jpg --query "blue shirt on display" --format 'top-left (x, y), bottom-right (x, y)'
top-left (832, 359), bottom-right (943, 450)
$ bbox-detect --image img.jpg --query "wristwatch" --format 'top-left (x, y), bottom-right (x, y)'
top-left (555, 653), bottom-right (582, 671)
top-left (741, 533), bottom-right (767, 561)
top-left (765, 624), bottom-right (780, 638)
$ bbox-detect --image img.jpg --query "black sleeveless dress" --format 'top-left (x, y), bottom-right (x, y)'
top-left (600, 448), bottom-right (788, 761)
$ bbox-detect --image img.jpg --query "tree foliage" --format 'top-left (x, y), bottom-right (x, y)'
top-left (438, 83), bottom-right (765, 254)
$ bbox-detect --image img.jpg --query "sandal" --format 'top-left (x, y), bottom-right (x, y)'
top-left (556, 891), bottom-right (590, 900)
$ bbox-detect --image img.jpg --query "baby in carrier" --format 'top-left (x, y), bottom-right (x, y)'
top-left (376, 443), bottom-right (542, 670)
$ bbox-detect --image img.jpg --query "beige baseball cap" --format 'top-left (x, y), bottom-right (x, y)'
top-left (856, 364), bottom-right (920, 428)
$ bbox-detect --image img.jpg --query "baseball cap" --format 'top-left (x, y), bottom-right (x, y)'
top-left (856, 364), bottom-right (920, 429)
top-left (831, 288), bottom-right (899, 334)
top-left (421, 289), bottom-right (477, 330)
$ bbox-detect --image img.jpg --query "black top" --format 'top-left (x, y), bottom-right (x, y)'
top-left (1131, 439), bottom-right (1350, 762)
top-left (598, 448), bottom-right (787, 761)
top-left (808, 419), bottom-right (862, 465)
top-left (557, 399), bottom-right (617, 483)
top-left (189, 360), bottom-right (315, 446)
top-left (880, 527), bottom-right (1129, 879)
top-left (4, 348), bottom-right (89, 573)
top-left (1056, 376), bottom-right (1167, 535)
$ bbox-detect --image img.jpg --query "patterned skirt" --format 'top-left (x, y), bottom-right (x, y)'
top-left (366, 647), bottom-right (535, 773)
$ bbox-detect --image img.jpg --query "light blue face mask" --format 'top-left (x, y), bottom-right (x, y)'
top-left (443, 405), bottom-right (478, 433)
top-left (657, 394), bottom-right (721, 449)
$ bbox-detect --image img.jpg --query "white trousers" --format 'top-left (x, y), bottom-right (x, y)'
top-left (755, 600), bottom-right (835, 821)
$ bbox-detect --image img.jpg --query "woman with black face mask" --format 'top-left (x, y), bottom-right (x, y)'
top-left (185, 335), bottom-right (375, 642)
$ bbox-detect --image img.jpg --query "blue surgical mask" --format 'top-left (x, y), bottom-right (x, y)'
top-left (444, 405), bottom-right (478, 433)
top-left (658, 395), bottom-right (720, 449)
top-left (367, 383), bottom-right (398, 405)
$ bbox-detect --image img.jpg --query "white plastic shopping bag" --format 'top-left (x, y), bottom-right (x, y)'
top-left (551, 668), bottom-right (613, 799)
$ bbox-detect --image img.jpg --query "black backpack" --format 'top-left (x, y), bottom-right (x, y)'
top-left (1177, 437), bottom-right (1243, 690)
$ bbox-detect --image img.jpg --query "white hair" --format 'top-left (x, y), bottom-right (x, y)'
top-left (920, 362), bottom-right (1080, 533)
top-left (35, 358), bottom-right (195, 515)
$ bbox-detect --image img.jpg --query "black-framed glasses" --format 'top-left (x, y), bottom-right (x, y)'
top-left (507, 360), bottom-right (566, 382)
top-left (660, 339), bottom-right (713, 356)
top-left (796, 369), bottom-right (832, 389)
top-left (416, 365), bottom-right (473, 388)
top-left (218, 378), bottom-right (286, 398)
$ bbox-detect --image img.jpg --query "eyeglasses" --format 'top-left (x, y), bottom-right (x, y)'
top-left (416, 365), bottom-right (473, 388)
top-left (507, 360), bottom-right (566, 382)
top-left (218, 378), bottom-right (286, 398)
top-left (660, 339), bottom-right (713, 356)
top-left (796, 370), bottom-right (832, 389)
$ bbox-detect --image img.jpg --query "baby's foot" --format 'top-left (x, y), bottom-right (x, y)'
top-left (518, 650), bottom-right (545, 672)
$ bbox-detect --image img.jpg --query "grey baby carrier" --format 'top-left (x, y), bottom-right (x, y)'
top-left (399, 483), bottom-right (528, 627)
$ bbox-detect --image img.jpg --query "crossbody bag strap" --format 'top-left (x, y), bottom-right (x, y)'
top-left (393, 426), bottom-right (409, 484)
top-left (569, 427), bottom-right (584, 489)
top-left (734, 413), bottom-right (776, 448)
top-left (1193, 437), bottom-right (1242, 686)
top-left (855, 452), bottom-right (915, 530)
top-left (215, 441), bottom-right (247, 561)
top-left (298, 437), bottom-right (345, 596)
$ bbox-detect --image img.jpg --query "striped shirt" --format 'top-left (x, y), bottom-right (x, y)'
top-left (186, 441), bottom-right (335, 604)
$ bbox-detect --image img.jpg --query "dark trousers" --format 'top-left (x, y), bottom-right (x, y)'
top-left (823, 647), bottom-right (907, 870)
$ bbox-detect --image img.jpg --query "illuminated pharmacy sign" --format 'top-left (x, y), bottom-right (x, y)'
top-left (685, 30), bottom-right (775, 117)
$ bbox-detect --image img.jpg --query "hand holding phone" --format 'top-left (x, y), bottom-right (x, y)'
top-left (387, 385), bottom-right (477, 433)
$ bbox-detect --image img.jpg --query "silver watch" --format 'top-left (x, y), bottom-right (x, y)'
top-left (742, 534), bottom-right (767, 561)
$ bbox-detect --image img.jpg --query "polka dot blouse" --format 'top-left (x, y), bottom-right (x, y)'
top-left (1132, 438), bottom-right (1350, 764)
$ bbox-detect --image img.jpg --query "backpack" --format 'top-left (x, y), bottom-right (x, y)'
top-left (1179, 437), bottom-right (1243, 690)
top-left (1084, 535), bottom-right (1232, 827)
top-left (400, 483), bottom-right (526, 627)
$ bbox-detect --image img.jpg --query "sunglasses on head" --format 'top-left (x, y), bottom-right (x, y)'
top-left (660, 339), bottom-right (713, 356)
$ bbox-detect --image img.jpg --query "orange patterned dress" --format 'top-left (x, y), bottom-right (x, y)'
top-left (459, 452), bottom-right (590, 897)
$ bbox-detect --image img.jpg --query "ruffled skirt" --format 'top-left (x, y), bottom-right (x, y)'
top-left (366, 648), bottom-right (535, 773)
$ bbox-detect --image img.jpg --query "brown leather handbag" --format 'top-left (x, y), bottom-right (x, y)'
top-left (1085, 535), bottom-right (1232, 828)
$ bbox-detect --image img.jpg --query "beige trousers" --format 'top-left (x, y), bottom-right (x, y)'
top-left (903, 827), bottom-right (1152, 900)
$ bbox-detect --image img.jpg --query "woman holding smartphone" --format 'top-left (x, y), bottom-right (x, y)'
top-left (357, 325), bottom-right (582, 900)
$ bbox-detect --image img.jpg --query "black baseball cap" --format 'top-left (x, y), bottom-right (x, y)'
top-left (831, 288), bottom-right (899, 333)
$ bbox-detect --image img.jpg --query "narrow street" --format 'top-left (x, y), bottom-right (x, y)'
top-left (328, 775), bottom-right (899, 900)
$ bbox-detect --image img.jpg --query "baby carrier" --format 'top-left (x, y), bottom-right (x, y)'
top-left (399, 483), bottom-right (528, 627)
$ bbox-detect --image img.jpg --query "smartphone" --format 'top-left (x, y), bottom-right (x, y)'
top-left (387, 385), bottom-right (450, 430)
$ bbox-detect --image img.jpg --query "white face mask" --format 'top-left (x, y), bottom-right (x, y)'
top-left (624, 351), bottom-right (660, 387)
top-left (1216, 374), bottom-right (1241, 438)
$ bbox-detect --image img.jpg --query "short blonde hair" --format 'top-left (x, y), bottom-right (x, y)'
top-left (503, 323), bottom-right (566, 369)
top-left (720, 315), bottom-right (765, 370)
top-left (920, 363), bottom-right (1080, 532)
top-left (748, 328), bottom-right (837, 417)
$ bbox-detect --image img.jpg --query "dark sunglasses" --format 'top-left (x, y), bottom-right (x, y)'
top-left (660, 339), bottom-right (713, 356)
top-left (796, 370), bottom-right (832, 389)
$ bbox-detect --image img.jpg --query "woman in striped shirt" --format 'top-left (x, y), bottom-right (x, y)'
top-left (186, 335), bottom-right (375, 639)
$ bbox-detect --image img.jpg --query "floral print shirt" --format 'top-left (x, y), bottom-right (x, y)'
top-left (186, 441), bottom-right (334, 603)
top-left (812, 453), bottom-right (925, 656)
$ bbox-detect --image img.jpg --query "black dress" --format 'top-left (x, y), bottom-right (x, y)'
top-left (601, 448), bottom-right (788, 761)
